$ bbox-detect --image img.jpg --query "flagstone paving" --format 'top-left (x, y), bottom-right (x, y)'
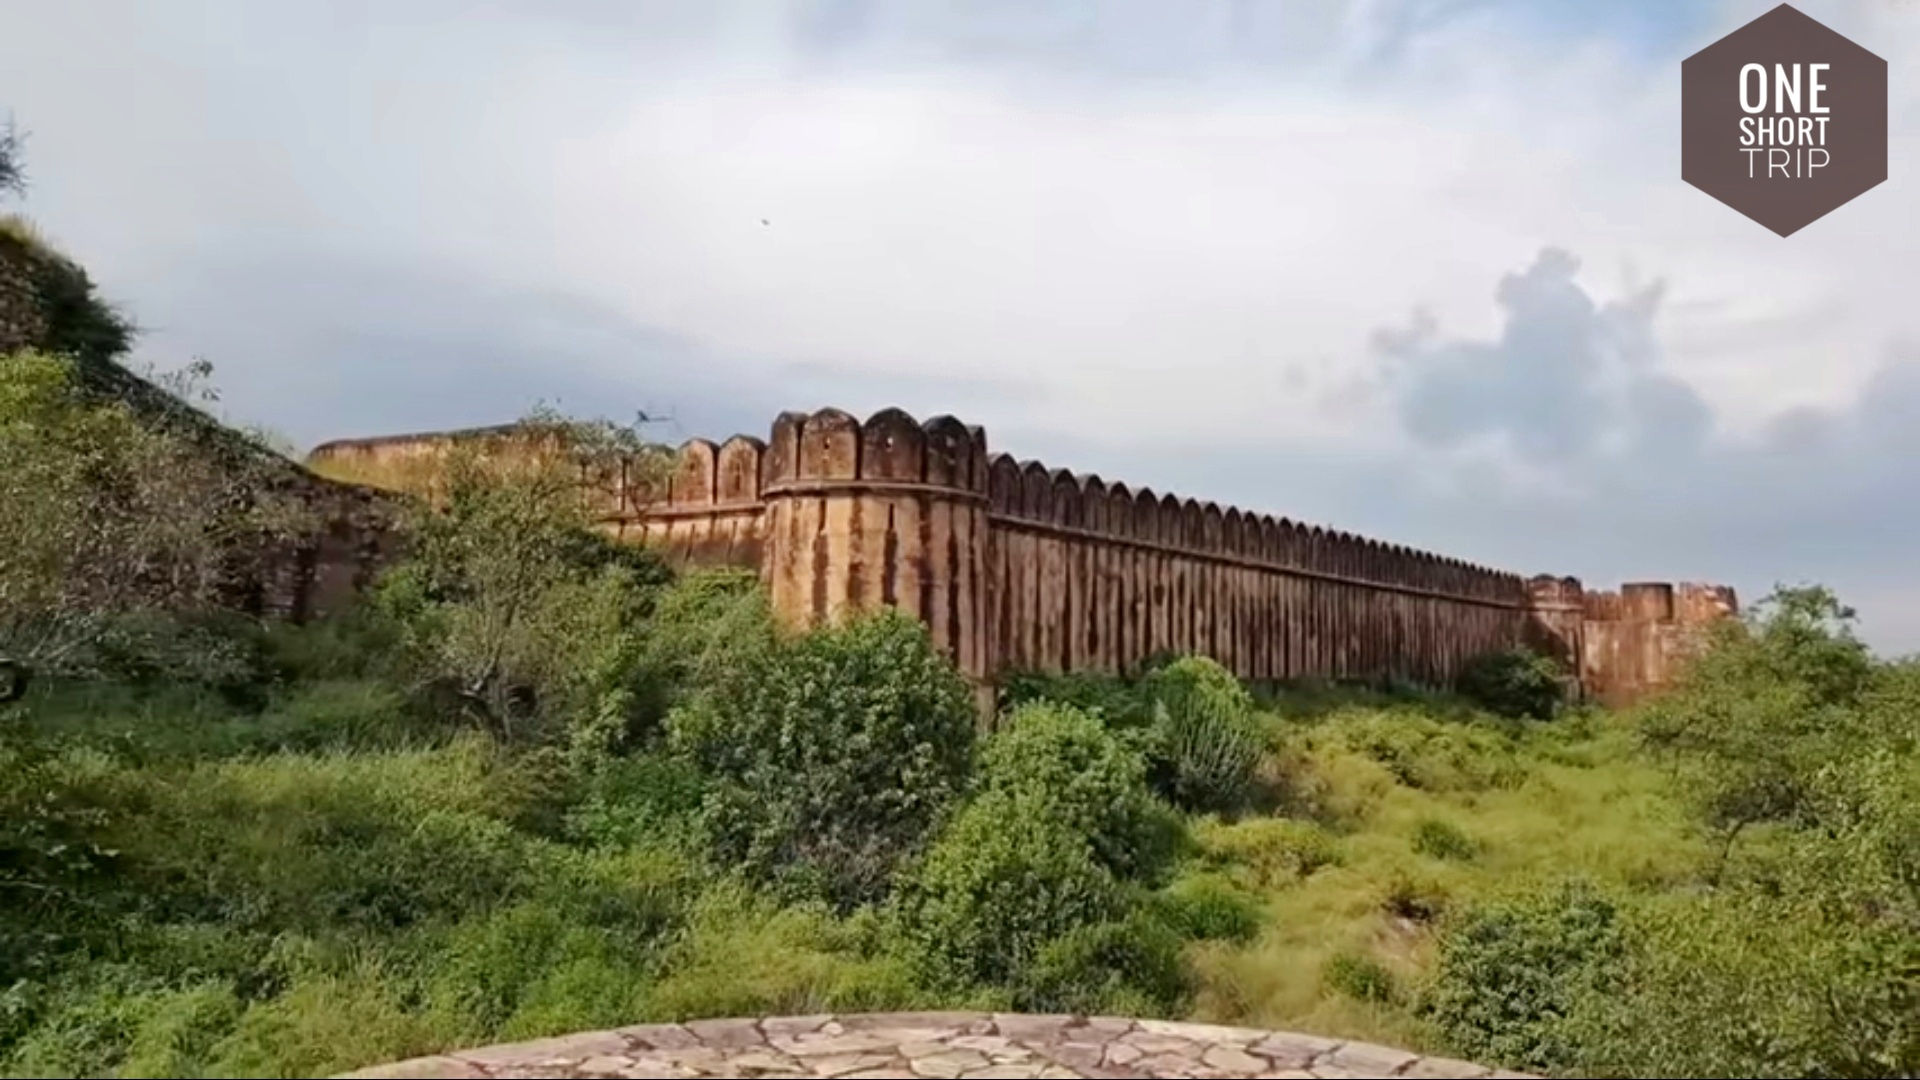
top-left (335, 1012), bottom-right (1538, 1079)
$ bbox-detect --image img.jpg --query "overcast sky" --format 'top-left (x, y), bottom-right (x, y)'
top-left (4, 0), bottom-right (1918, 652)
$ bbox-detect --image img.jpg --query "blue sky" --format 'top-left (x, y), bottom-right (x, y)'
top-left (4, 0), bottom-right (1920, 651)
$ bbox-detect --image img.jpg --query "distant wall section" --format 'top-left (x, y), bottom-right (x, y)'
top-left (309, 406), bottom-right (1738, 705)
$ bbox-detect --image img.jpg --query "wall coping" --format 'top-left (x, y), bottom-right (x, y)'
top-left (332, 1011), bottom-right (1536, 1079)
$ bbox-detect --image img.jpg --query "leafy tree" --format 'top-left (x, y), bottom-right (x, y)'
top-left (0, 351), bottom-right (310, 685)
top-left (1638, 585), bottom-right (1879, 866)
top-left (667, 608), bottom-right (976, 908)
top-left (372, 407), bottom-right (673, 748)
top-left (1457, 646), bottom-right (1567, 720)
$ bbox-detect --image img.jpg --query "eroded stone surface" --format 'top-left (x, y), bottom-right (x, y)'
top-left (332, 1014), bottom-right (1538, 1079)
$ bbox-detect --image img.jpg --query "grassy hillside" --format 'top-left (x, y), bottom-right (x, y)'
top-left (3, 259), bottom-right (1915, 1076)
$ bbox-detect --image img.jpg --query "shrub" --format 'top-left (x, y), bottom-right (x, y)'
top-left (890, 790), bottom-right (1126, 989)
top-left (1192, 817), bottom-right (1343, 888)
top-left (1326, 709), bottom-right (1523, 792)
top-left (641, 883), bottom-right (924, 1022)
top-left (1140, 656), bottom-right (1270, 813)
top-left (1457, 647), bottom-right (1566, 721)
top-left (668, 608), bottom-right (976, 908)
top-left (1152, 871), bottom-right (1263, 943)
top-left (1015, 909), bottom-right (1190, 1016)
top-left (1567, 893), bottom-right (1920, 1078)
top-left (563, 753), bottom-right (710, 854)
top-left (978, 701), bottom-right (1182, 882)
top-left (1380, 869), bottom-right (1450, 923)
top-left (996, 670), bottom-right (1151, 729)
top-left (370, 408), bottom-right (672, 750)
top-left (1323, 951), bottom-right (1397, 1004)
top-left (626, 569), bottom-right (774, 734)
top-left (80, 739), bottom-right (550, 933)
top-left (1410, 818), bottom-right (1480, 862)
top-left (1420, 881), bottom-right (1625, 1075)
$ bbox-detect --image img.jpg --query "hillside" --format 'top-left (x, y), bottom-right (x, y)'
top-left (3, 208), bottom-right (1916, 1080)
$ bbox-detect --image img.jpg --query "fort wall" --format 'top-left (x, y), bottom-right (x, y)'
top-left (308, 406), bottom-right (1738, 704)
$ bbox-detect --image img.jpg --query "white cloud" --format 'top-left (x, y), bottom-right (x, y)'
top-left (5, 0), bottom-right (1920, 650)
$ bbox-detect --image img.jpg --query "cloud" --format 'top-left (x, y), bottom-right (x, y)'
top-left (4, 0), bottom-right (1920, 651)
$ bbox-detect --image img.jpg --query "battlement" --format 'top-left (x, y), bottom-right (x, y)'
top-left (307, 405), bottom-right (1738, 705)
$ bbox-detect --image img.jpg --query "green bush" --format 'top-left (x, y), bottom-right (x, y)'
top-left (1015, 909), bottom-right (1189, 1016)
top-left (626, 569), bottom-right (774, 734)
top-left (890, 790), bottom-right (1126, 990)
top-left (563, 753), bottom-right (710, 854)
top-left (668, 608), bottom-right (976, 908)
top-left (1140, 656), bottom-right (1270, 813)
top-left (1152, 871), bottom-right (1263, 943)
top-left (1192, 817), bottom-right (1343, 888)
top-left (1326, 708), bottom-right (1524, 792)
top-left (997, 670), bottom-right (1152, 729)
top-left (1567, 893), bottom-right (1920, 1078)
top-left (1410, 818), bottom-right (1480, 862)
top-left (1323, 951), bottom-right (1397, 1004)
top-left (1421, 881), bottom-right (1625, 1075)
top-left (1457, 647), bottom-right (1566, 721)
top-left (977, 701), bottom-right (1182, 882)
top-left (78, 739), bottom-right (550, 933)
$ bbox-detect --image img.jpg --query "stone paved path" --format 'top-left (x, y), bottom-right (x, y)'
top-left (335, 1012), bottom-right (1537, 1079)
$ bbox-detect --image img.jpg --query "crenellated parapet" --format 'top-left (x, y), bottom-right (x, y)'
top-left (756, 407), bottom-right (992, 684)
top-left (309, 404), bottom-right (1738, 706)
top-left (985, 454), bottom-right (1531, 608)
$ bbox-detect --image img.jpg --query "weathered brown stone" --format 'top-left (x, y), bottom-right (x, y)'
top-left (686, 1016), bottom-right (768, 1048)
top-left (334, 1013), bottom-right (1527, 1080)
top-left (1398, 1056), bottom-right (1494, 1078)
top-left (1250, 1033), bottom-right (1343, 1070)
top-left (333, 1056), bottom-right (487, 1079)
top-left (1316, 1041), bottom-right (1419, 1076)
top-left (614, 1023), bottom-right (702, 1052)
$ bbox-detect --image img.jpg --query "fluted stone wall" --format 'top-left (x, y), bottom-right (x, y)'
top-left (308, 405), bottom-right (1738, 705)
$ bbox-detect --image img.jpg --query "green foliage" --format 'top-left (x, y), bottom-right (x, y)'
top-left (562, 753), bottom-right (710, 855)
top-left (1322, 707), bottom-right (1524, 792)
top-left (1421, 881), bottom-right (1625, 1075)
top-left (997, 670), bottom-right (1151, 729)
top-left (1191, 817), bottom-right (1343, 889)
top-left (889, 789), bottom-right (1126, 990)
top-left (1410, 818), bottom-right (1479, 862)
top-left (371, 410), bottom-right (675, 754)
top-left (667, 608), bottom-right (976, 908)
top-left (1639, 585), bottom-right (1881, 838)
top-left (1, 218), bottom-right (135, 366)
top-left (977, 701), bottom-right (1182, 882)
top-left (1322, 951), bottom-right (1397, 1004)
top-left (1152, 871), bottom-right (1263, 944)
top-left (1140, 656), bottom-right (1271, 813)
top-left (1570, 893), bottom-right (1920, 1078)
top-left (0, 352), bottom-right (302, 685)
top-left (626, 569), bottom-right (773, 731)
top-left (1016, 909), bottom-right (1190, 1016)
top-left (1457, 647), bottom-right (1566, 721)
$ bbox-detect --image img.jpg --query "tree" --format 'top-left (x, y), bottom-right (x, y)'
top-left (0, 351), bottom-right (312, 684)
top-left (0, 117), bottom-right (23, 199)
top-left (371, 407), bottom-right (675, 745)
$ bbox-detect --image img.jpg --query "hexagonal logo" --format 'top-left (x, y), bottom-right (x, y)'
top-left (1682, 4), bottom-right (1887, 237)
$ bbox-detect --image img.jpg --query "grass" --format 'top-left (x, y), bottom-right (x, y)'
top-left (2, 663), bottom-right (1710, 1077)
top-left (1183, 701), bottom-right (1704, 1053)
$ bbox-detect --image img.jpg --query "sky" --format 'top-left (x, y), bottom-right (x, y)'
top-left (3, 0), bottom-right (1918, 653)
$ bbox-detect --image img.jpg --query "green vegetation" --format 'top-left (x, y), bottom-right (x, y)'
top-left (4, 202), bottom-right (1918, 1077)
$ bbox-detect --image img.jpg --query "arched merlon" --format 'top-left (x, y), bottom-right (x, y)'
top-left (314, 407), bottom-right (1737, 705)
